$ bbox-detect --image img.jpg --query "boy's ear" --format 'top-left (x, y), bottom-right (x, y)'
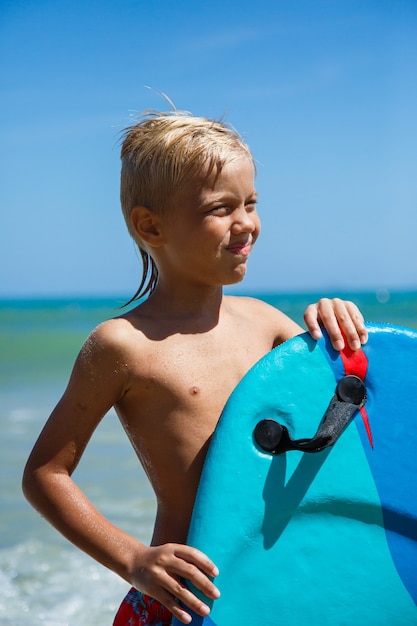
top-left (130, 206), bottom-right (165, 247)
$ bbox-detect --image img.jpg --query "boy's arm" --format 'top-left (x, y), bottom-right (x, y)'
top-left (22, 321), bottom-right (219, 625)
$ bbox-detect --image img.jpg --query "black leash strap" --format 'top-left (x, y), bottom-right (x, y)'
top-left (254, 375), bottom-right (367, 455)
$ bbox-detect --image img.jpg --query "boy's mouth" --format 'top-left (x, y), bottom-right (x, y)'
top-left (226, 238), bottom-right (253, 256)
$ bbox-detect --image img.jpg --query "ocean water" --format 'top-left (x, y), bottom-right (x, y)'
top-left (1, 291), bottom-right (416, 625)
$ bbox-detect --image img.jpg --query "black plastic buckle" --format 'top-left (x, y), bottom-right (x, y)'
top-left (254, 375), bottom-right (367, 455)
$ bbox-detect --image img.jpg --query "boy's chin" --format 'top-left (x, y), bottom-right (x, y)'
top-left (224, 267), bottom-right (247, 286)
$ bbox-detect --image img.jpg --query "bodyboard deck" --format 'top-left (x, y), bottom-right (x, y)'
top-left (173, 323), bottom-right (417, 625)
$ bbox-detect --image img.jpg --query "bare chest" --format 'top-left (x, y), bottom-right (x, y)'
top-left (118, 327), bottom-right (272, 433)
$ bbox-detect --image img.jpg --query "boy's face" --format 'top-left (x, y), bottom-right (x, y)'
top-left (159, 156), bottom-right (260, 288)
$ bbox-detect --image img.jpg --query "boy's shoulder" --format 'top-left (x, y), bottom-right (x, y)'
top-left (80, 314), bottom-right (145, 365)
top-left (224, 295), bottom-right (303, 345)
top-left (224, 294), bottom-right (285, 317)
top-left (84, 302), bottom-right (170, 357)
top-left (88, 314), bottom-right (137, 345)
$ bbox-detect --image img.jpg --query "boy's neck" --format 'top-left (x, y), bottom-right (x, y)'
top-left (143, 282), bottom-right (225, 323)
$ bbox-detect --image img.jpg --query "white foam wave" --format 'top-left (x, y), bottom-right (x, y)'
top-left (0, 540), bottom-right (129, 626)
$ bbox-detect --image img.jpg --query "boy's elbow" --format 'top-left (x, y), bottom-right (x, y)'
top-left (22, 459), bottom-right (39, 505)
top-left (22, 457), bottom-right (49, 509)
top-left (22, 454), bottom-right (71, 514)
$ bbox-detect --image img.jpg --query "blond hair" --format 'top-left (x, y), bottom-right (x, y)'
top-left (120, 111), bottom-right (254, 303)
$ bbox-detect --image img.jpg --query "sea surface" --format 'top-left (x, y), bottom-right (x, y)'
top-left (1, 291), bottom-right (416, 625)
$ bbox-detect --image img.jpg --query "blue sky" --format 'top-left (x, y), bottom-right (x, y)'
top-left (1, 0), bottom-right (416, 297)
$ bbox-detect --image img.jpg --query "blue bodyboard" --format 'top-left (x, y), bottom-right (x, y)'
top-left (173, 323), bottom-right (417, 625)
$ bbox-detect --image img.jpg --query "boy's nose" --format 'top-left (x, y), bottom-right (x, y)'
top-left (231, 207), bottom-right (258, 233)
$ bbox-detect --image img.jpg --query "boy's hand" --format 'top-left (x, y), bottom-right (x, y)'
top-left (130, 543), bottom-right (220, 624)
top-left (304, 298), bottom-right (368, 351)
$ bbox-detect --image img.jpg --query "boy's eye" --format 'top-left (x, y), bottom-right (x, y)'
top-left (209, 205), bottom-right (229, 215)
top-left (205, 199), bottom-right (258, 215)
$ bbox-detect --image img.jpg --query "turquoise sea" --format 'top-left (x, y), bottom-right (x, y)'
top-left (1, 291), bottom-right (416, 625)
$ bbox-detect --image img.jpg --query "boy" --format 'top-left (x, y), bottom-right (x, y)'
top-left (23, 111), bottom-right (368, 625)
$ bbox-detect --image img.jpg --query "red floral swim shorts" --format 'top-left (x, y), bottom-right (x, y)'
top-left (113, 587), bottom-right (173, 625)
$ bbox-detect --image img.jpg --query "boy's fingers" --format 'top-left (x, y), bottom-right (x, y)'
top-left (333, 300), bottom-right (367, 350)
top-left (304, 299), bottom-right (367, 352)
top-left (172, 580), bottom-right (212, 619)
top-left (303, 303), bottom-right (322, 339)
top-left (155, 588), bottom-right (192, 624)
top-left (329, 299), bottom-right (355, 350)
top-left (175, 545), bottom-right (219, 578)
top-left (173, 564), bottom-right (220, 601)
top-left (151, 545), bottom-right (220, 623)
top-left (305, 300), bottom-right (343, 347)
top-left (132, 544), bottom-right (219, 623)
top-left (344, 301), bottom-right (368, 345)
top-left (156, 569), bottom-right (218, 624)
top-left (157, 583), bottom-right (209, 624)
top-left (171, 547), bottom-right (220, 600)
